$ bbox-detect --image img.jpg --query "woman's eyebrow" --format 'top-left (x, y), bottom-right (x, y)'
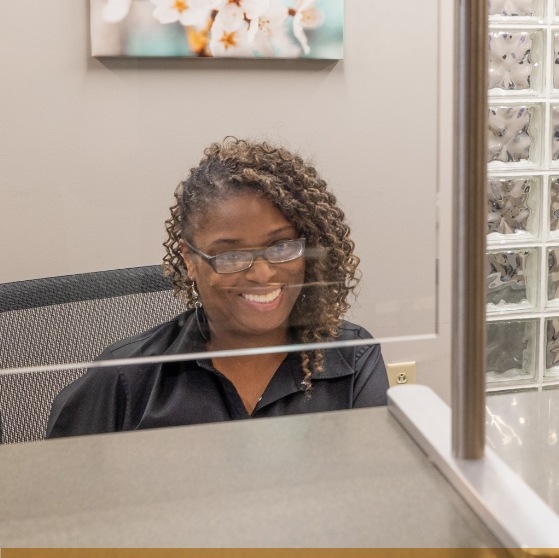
top-left (206, 226), bottom-right (297, 250)
top-left (265, 225), bottom-right (297, 238)
top-left (208, 238), bottom-right (242, 247)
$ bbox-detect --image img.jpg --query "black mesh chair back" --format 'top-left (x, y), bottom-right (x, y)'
top-left (0, 266), bottom-right (185, 444)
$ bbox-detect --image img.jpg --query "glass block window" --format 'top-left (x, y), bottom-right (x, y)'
top-left (489, 30), bottom-right (543, 94)
top-left (486, 3), bottom-right (559, 391)
top-left (487, 0), bottom-right (545, 19)
top-left (552, 106), bottom-right (559, 161)
top-left (487, 318), bottom-right (538, 382)
top-left (488, 0), bottom-right (538, 17)
top-left (553, 33), bottom-right (559, 88)
top-left (487, 248), bottom-right (538, 310)
top-left (550, 177), bottom-right (559, 235)
top-left (488, 104), bottom-right (542, 167)
top-left (488, 176), bottom-right (539, 239)
top-left (547, 247), bottom-right (559, 305)
top-left (545, 318), bottom-right (559, 376)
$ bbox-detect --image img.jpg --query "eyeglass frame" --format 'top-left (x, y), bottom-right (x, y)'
top-left (183, 238), bottom-right (307, 274)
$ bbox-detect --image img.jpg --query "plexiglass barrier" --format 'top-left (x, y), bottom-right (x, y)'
top-left (0, 0), bottom-right (445, 444)
top-left (484, 0), bottom-right (559, 517)
top-left (0, 337), bottom-right (398, 444)
top-left (0, 0), bottom-right (440, 331)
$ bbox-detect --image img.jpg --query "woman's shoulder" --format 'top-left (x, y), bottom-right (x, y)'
top-left (99, 309), bottom-right (195, 360)
top-left (336, 320), bottom-right (374, 341)
top-left (330, 320), bottom-right (381, 369)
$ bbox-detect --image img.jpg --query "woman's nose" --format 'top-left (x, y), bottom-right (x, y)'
top-left (245, 257), bottom-right (275, 283)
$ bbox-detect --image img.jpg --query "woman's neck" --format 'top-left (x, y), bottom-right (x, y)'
top-left (206, 325), bottom-right (290, 352)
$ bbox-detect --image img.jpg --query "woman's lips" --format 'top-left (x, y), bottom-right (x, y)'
top-left (240, 287), bottom-right (282, 304)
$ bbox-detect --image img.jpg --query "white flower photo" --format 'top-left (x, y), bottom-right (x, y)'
top-left (91, 0), bottom-right (343, 59)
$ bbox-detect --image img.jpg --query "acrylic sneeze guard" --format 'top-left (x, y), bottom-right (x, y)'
top-left (388, 0), bottom-right (559, 552)
top-left (1, 0), bottom-right (441, 419)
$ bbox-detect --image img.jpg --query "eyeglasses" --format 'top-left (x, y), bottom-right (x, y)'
top-left (184, 238), bottom-right (306, 274)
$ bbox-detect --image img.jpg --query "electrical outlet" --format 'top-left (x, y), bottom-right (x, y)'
top-left (386, 361), bottom-right (416, 387)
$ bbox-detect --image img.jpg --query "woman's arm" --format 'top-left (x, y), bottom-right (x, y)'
top-left (352, 342), bottom-right (389, 407)
top-left (46, 357), bottom-right (128, 438)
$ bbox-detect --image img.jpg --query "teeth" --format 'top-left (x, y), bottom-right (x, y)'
top-left (241, 288), bottom-right (281, 304)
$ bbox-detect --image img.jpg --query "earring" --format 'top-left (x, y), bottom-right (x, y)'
top-left (191, 283), bottom-right (202, 309)
top-left (296, 292), bottom-right (306, 312)
top-left (191, 280), bottom-right (203, 309)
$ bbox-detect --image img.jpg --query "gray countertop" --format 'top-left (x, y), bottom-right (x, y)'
top-left (0, 406), bottom-right (500, 547)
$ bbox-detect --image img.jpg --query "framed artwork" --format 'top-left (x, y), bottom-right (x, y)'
top-left (90, 0), bottom-right (343, 59)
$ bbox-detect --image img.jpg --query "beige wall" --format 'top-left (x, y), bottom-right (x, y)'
top-left (0, 1), bottom-right (453, 400)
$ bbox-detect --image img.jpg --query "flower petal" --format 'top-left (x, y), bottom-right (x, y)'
top-left (102, 0), bottom-right (132, 23)
top-left (216, 3), bottom-right (245, 32)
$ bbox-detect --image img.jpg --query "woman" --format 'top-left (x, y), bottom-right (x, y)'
top-left (47, 138), bottom-right (388, 438)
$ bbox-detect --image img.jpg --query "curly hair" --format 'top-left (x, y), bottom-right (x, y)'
top-left (162, 137), bottom-right (360, 392)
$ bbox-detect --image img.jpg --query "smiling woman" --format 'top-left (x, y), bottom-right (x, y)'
top-left (46, 138), bottom-right (389, 437)
top-left (181, 195), bottom-right (306, 347)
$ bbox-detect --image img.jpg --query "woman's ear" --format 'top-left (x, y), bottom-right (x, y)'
top-left (179, 239), bottom-right (196, 282)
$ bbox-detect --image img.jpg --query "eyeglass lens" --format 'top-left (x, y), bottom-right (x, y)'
top-left (214, 240), bottom-right (304, 273)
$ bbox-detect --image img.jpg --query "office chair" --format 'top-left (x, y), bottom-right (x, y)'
top-left (0, 266), bottom-right (185, 444)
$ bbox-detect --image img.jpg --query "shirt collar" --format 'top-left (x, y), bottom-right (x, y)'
top-left (165, 308), bottom-right (207, 355)
top-left (256, 346), bottom-right (355, 411)
top-left (165, 309), bottom-right (355, 402)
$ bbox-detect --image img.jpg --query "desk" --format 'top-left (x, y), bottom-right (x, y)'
top-left (0, 407), bottom-right (499, 547)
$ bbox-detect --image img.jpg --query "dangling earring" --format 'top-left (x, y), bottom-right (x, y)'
top-left (191, 280), bottom-right (209, 341)
top-left (296, 292), bottom-right (306, 312)
top-left (191, 280), bottom-right (203, 309)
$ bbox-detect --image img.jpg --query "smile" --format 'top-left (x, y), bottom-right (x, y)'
top-left (240, 288), bottom-right (282, 304)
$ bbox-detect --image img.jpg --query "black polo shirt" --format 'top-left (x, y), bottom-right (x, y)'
top-left (46, 309), bottom-right (388, 438)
